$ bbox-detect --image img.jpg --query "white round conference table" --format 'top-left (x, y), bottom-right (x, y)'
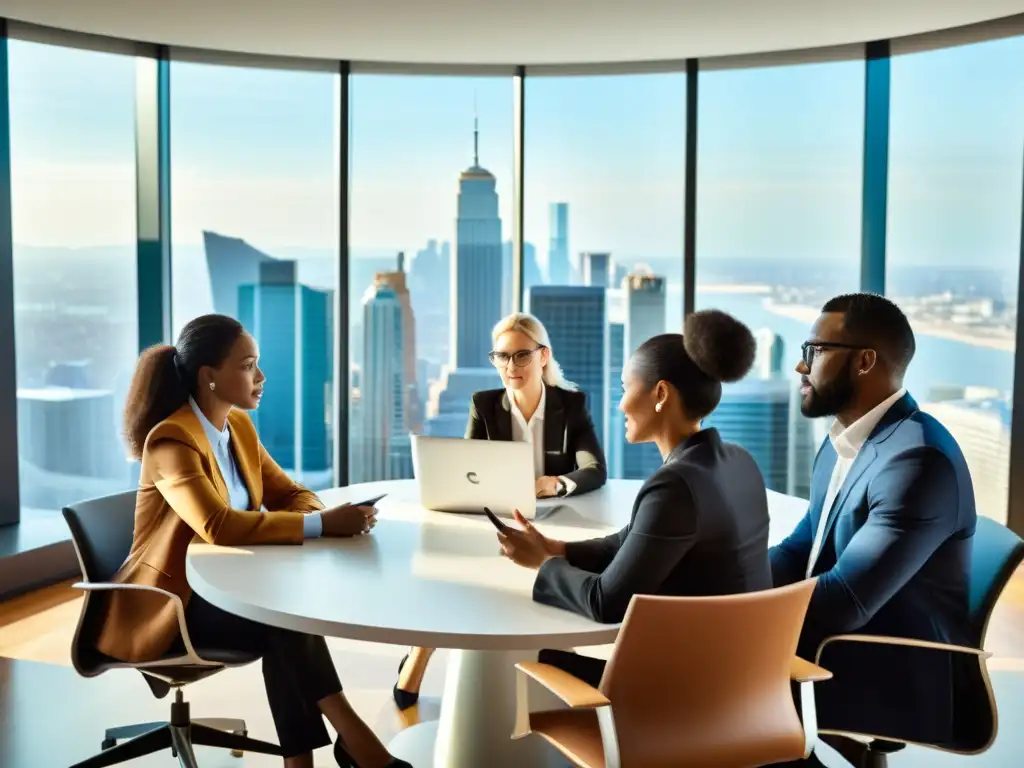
top-left (186, 478), bottom-right (807, 768)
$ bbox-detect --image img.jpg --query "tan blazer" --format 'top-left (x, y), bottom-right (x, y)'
top-left (95, 404), bottom-right (324, 663)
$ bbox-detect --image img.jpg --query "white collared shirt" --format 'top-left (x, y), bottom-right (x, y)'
top-left (506, 387), bottom-right (576, 496)
top-left (806, 388), bottom-right (907, 577)
top-left (190, 397), bottom-right (250, 512)
top-left (189, 398), bottom-right (321, 538)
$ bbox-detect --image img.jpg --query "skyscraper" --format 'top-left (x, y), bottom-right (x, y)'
top-left (621, 272), bottom-right (666, 478)
top-left (453, 116), bottom-right (503, 369)
top-left (502, 240), bottom-right (541, 314)
top-left (753, 329), bottom-right (786, 379)
top-left (705, 378), bottom-right (792, 491)
top-left (787, 382), bottom-right (819, 499)
top-left (607, 322), bottom-right (626, 478)
top-left (423, 113), bottom-right (506, 438)
top-left (724, 328), bottom-right (818, 496)
top-left (527, 286), bottom-right (607, 448)
top-left (423, 367), bottom-right (495, 437)
top-left (581, 252), bottom-right (611, 288)
top-left (17, 387), bottom-right (114, 477)
top-left (373, 253), bottom-right (421, 433)
top-left (548, 202), bottom-right (570, 285)
top-left (923, 388), bottom-right (1010, 523)
top-left (623, 272), bottom-right (667, 355)
top-left (357, 281), bottom-right (412, 482)
top-left (203, 230), bottom-right (274, 320)
top-left (238, 260), bottom-right (333, 487)
top-left (409, 239), bottom-right (450, 366)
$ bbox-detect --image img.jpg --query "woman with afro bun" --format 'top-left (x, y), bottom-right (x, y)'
top-left (496, 309), bottom-right (774, 685)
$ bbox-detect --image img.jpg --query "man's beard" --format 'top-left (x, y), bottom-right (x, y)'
top-left (801, 357), bottom-right (855, 418)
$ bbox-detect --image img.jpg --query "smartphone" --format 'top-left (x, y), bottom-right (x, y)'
top-left (483, 506), bottom-right (508, 532)
top-left (352, 493), bottom-right (387, 508)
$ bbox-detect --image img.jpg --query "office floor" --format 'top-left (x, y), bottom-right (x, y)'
top-left (1, 576), bottom-right (1023, 767)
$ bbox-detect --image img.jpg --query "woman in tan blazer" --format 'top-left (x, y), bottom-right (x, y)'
top-left (98, 314), bottom-right (409, 768)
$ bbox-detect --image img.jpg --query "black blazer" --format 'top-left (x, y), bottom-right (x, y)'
top-left (533, 428), bottom-right (772, 623)
top-left (465, 385), bottom-right (607, 495)
top-left (770, 393), bottom-right (976, 745)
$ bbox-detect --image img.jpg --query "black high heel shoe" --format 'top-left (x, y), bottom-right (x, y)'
top-left (392, 654), bottom-right (419, 711)
top-left (334, 737), bottom-right (413, 768)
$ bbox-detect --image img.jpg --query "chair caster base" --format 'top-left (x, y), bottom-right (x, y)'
top-left (75, 723), bottom-right (278, 767)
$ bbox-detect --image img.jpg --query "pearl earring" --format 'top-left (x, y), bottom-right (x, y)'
top-left (209, 382), bottom-right (216, 391)
top-left (655, 402), bottom-right (662, 413)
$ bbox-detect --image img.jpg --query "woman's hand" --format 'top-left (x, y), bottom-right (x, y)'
top-left (535, 476), bottom-right (560, 498)
top-left (498, 510), bottom-right (566, 570)
top-left (320, 503), bottom-right (376, 537)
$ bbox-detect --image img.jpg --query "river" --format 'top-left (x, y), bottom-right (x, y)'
top-left (691, 289), bottom-right (1015, 399)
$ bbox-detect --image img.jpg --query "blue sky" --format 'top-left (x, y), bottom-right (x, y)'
top-left (5, 34), bottom-right (1023, 275)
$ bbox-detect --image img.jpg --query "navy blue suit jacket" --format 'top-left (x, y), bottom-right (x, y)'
top-left (770, 393), bottom-right (976, 744)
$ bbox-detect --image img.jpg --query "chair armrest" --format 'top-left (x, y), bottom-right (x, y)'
top-left (72, 581), bottom-right (210, 667)
top-left (814, 633), bottom-right (993, 664)
top-left (513, 661), bottom-right (621, 765)
top-left (813, 634), bottom-right (996, 752)
top-left (791, 656), bottom-right (832, 683)
top-left (789, 657), bottom-right (829, 759)
top-left (515, 662), bottom-right (610, 708)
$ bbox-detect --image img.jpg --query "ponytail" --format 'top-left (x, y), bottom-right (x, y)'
top-left (123, 313), bottom-right (245, 459)
top-left (123, 344), bottom-right (190, 459)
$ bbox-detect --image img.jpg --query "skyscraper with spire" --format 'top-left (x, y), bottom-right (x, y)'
top-left (452, 112), bottom-right (503, 368)
top-left (422, 110), bottom-right (506, 438)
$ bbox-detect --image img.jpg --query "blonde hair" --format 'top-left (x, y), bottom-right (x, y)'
top-left (491, 312), bottom-right (577, 391)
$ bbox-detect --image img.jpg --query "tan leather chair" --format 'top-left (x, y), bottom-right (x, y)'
top-left (512, 579), bottom-right (829, 767)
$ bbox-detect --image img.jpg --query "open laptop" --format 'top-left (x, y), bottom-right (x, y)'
top-left (410, 434), bottom-right (537, 519)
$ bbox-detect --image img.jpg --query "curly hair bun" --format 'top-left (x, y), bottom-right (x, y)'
top-left (683, 309), bottom-right (757, 383)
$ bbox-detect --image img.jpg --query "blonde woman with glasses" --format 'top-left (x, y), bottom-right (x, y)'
top-left (391, 311), bottom-right (608, 709)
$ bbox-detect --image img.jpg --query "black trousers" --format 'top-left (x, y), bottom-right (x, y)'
top-left (538, 648), bottom-right (607, 688)
top-left (180, 593), bottom-right (343, 758)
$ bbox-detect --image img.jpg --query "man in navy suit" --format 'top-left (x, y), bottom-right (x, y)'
top-left (771, 293), bottom-right (977, 766)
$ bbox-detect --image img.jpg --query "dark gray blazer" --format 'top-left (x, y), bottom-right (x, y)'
top-left (465, 385), bottom-right (607, 496)
top-left (533, 428), bottom-right (773, 623)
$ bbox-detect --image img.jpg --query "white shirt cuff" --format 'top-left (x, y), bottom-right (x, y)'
top-left (303, 512), bottom-right (324, 538)
top-left (559, 475), bottom-right (577, 496)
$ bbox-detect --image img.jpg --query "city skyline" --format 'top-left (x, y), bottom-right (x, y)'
top-left (6, 32), bottom-right (1021, 528)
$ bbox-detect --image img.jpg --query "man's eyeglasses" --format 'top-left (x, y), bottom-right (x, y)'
top-left (488, 347), bottom-right (544, 368)
top-left (800, 341), bottom-right (868, 368)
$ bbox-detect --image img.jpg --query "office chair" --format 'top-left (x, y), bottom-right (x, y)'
top-left (62, 490), bottom-right (282, 768)
top-left (816, 516), bottom-right (1024, 767)
top-left (512, 580), bottom-right (830, 767)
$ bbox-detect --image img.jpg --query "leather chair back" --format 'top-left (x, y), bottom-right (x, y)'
top-left (952, 517), bottom-right (1024, 751)
top-left (600, 580), bottom-right (817, 766)
top-left (62, 490), bottom-right (139, 676)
